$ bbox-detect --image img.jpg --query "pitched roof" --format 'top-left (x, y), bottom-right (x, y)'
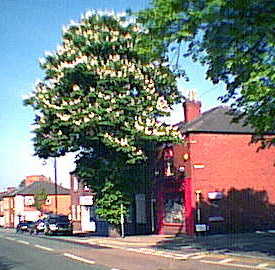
top-left (16, 181), bottom-right (70, 195)
top-left (1, 189), bottom-right (18, 198)
top-left (179, 106), bottom-right (256, 134)
top-left (0, 192), bottom-right (8, 199)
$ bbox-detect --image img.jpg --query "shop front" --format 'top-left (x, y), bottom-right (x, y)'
top-left (155, 177), bottom-right (193, 235)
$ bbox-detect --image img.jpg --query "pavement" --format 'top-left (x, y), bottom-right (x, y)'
top-left (60, 231), bottom-right (275, 260)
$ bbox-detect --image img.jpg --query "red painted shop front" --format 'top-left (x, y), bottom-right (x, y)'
top-left (156, 177), bottom-right (194, 235)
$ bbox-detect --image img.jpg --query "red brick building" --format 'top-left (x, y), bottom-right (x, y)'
top-left (156, 98), bottom-right (275, 235)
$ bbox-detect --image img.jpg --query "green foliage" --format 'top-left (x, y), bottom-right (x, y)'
top-left (138, 0), bottom-right (275, 143)
top-left (75, 140), bottom-right (155, 225)
top-left (24, 10), bottom-right (183, 224)
top-left (95, 181), bottom-right (129, 225)
top-left (34, 189), bottom-right (48, 212)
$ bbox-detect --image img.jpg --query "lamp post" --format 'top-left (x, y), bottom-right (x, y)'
top-left (54, 157), bottom-right (58, 215)
top-left (120, 203), bottom-right (125, 238)
top-left (42, 156), bottom-right (58, 215)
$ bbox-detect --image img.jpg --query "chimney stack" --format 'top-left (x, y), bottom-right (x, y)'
top-left (183, 89), bottom-right (201, 123)
top-left (24, 175), bottom-right (49, 186)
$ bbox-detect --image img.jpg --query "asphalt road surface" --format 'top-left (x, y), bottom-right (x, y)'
top-left (0, 230), bottom-right (270, 270)
top-left (0, 234), bottom-right (109, 270)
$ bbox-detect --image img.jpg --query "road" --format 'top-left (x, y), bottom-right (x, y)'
top-left (1, 230), bottom-right (275, 270)
top-left (0, 233), bottom-right (108, 270)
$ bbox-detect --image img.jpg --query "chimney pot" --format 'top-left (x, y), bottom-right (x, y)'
top-left (183, 90), bottom-right (201, 123)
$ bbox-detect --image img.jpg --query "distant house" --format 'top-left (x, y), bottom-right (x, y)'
top-left (1, 187), bottom-right (17, 228)
top-left (1, 175), bottom-right (71, 228)
top-left (155, 97), bottom-right (275, 235)
top-left (15, 181), bottom-right (71, 224)
top-left (0, 192), bottom-right (5, 226)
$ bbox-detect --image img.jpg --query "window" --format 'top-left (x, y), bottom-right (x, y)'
top-left (45, 197), bottom-right (51, 205)
top-left (24, 196), bottom-right (34, 206)
top-left (135, 194), bottom-right (147, 224)
top-left (164, 192), bottom-right (184, 224)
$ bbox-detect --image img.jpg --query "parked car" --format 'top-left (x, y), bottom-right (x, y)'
top-left (29, 219), bottom-right (45, 235)
top-left (16, 221), bottom-right (35, 233)
top-left (44, 215), bottom-right (72, 236)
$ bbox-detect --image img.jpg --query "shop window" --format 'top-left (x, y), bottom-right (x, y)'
top-left (164, 192), bottom-right (184, 224)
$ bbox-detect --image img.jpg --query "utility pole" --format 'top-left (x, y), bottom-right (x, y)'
top-left (54, 157), bottom-right (58, 215)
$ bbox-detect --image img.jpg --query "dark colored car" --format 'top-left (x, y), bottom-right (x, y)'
top-left (44, 215), bottom-right (72, 236)
top-left (29, 219), bottom-right (45, 235)
top-left (16, 221), bottom-right (35, 233)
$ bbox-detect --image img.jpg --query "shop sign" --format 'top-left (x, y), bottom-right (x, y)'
top-left (193, 164), bottom-right (205, 169)
top-left (79, 196), bottom-right (94, 206)
top-left (208, 192), bottom-right (223, 200)
top-left (195, 224), bottom-right (208, 232)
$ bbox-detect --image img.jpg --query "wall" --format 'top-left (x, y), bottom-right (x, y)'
top-left (42, 194), bottom-right (71, 215)
top-left (188, 133), bottom-right (275, 199)
top-left (187, 133), bottom-right (275, 232)
top-left (14, 195), bottom-right (25, 226)
top-left (3, 197), bottom-right (14, 227)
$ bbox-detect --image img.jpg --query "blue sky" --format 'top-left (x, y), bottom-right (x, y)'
top-left (0, 0), bottom-right (226, 191)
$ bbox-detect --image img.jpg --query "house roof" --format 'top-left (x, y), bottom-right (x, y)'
top-left (16, 181), bottom-right (70, 195)
top-left (0, 192), bottom-right (8, 199)
top-left (178, 106), bottom-right (256, 134)
top-left (1, 190), bottom-right (18, 198)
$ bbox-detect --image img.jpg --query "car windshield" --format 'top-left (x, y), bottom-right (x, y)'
top-left (48, 216), bottom-right (69, 224)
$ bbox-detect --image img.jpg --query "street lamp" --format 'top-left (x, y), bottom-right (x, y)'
top-left (42, 157), bottom-right (58, 215)
top-left (54, 157), bottom-right (58, 215)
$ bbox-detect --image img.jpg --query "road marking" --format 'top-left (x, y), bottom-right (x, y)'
top-left (200, 259), bottom-right (273, 269)
top-left (180, 245), bottom-right (194, 249)
top-left (191, 254), bottom-right (207, 259)
top-left (63, 253), bottom-right (95, 265)
top-left (218, 258), bottom-right (234, 264)
top-left (15, 240), bottom-right (30, 245)
top-left (5, 237), bottom-right (16, 241)
top-left (256, 263), bottom-right (269, 268)
top-left (17, 240), bottom-right (30, 245)
top-left (34, 244), bottom-right (54, 252)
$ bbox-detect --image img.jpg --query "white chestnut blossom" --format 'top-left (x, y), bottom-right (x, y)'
top-left (24, 10), bottom-right (182, 164)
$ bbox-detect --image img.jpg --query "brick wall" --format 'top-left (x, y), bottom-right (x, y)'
top-left (187, 133), bottom-right (275, 200)
top-left (183, 133), bottom-right (275, 232)
top-left (42, 195), bottom-right (71, 215)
